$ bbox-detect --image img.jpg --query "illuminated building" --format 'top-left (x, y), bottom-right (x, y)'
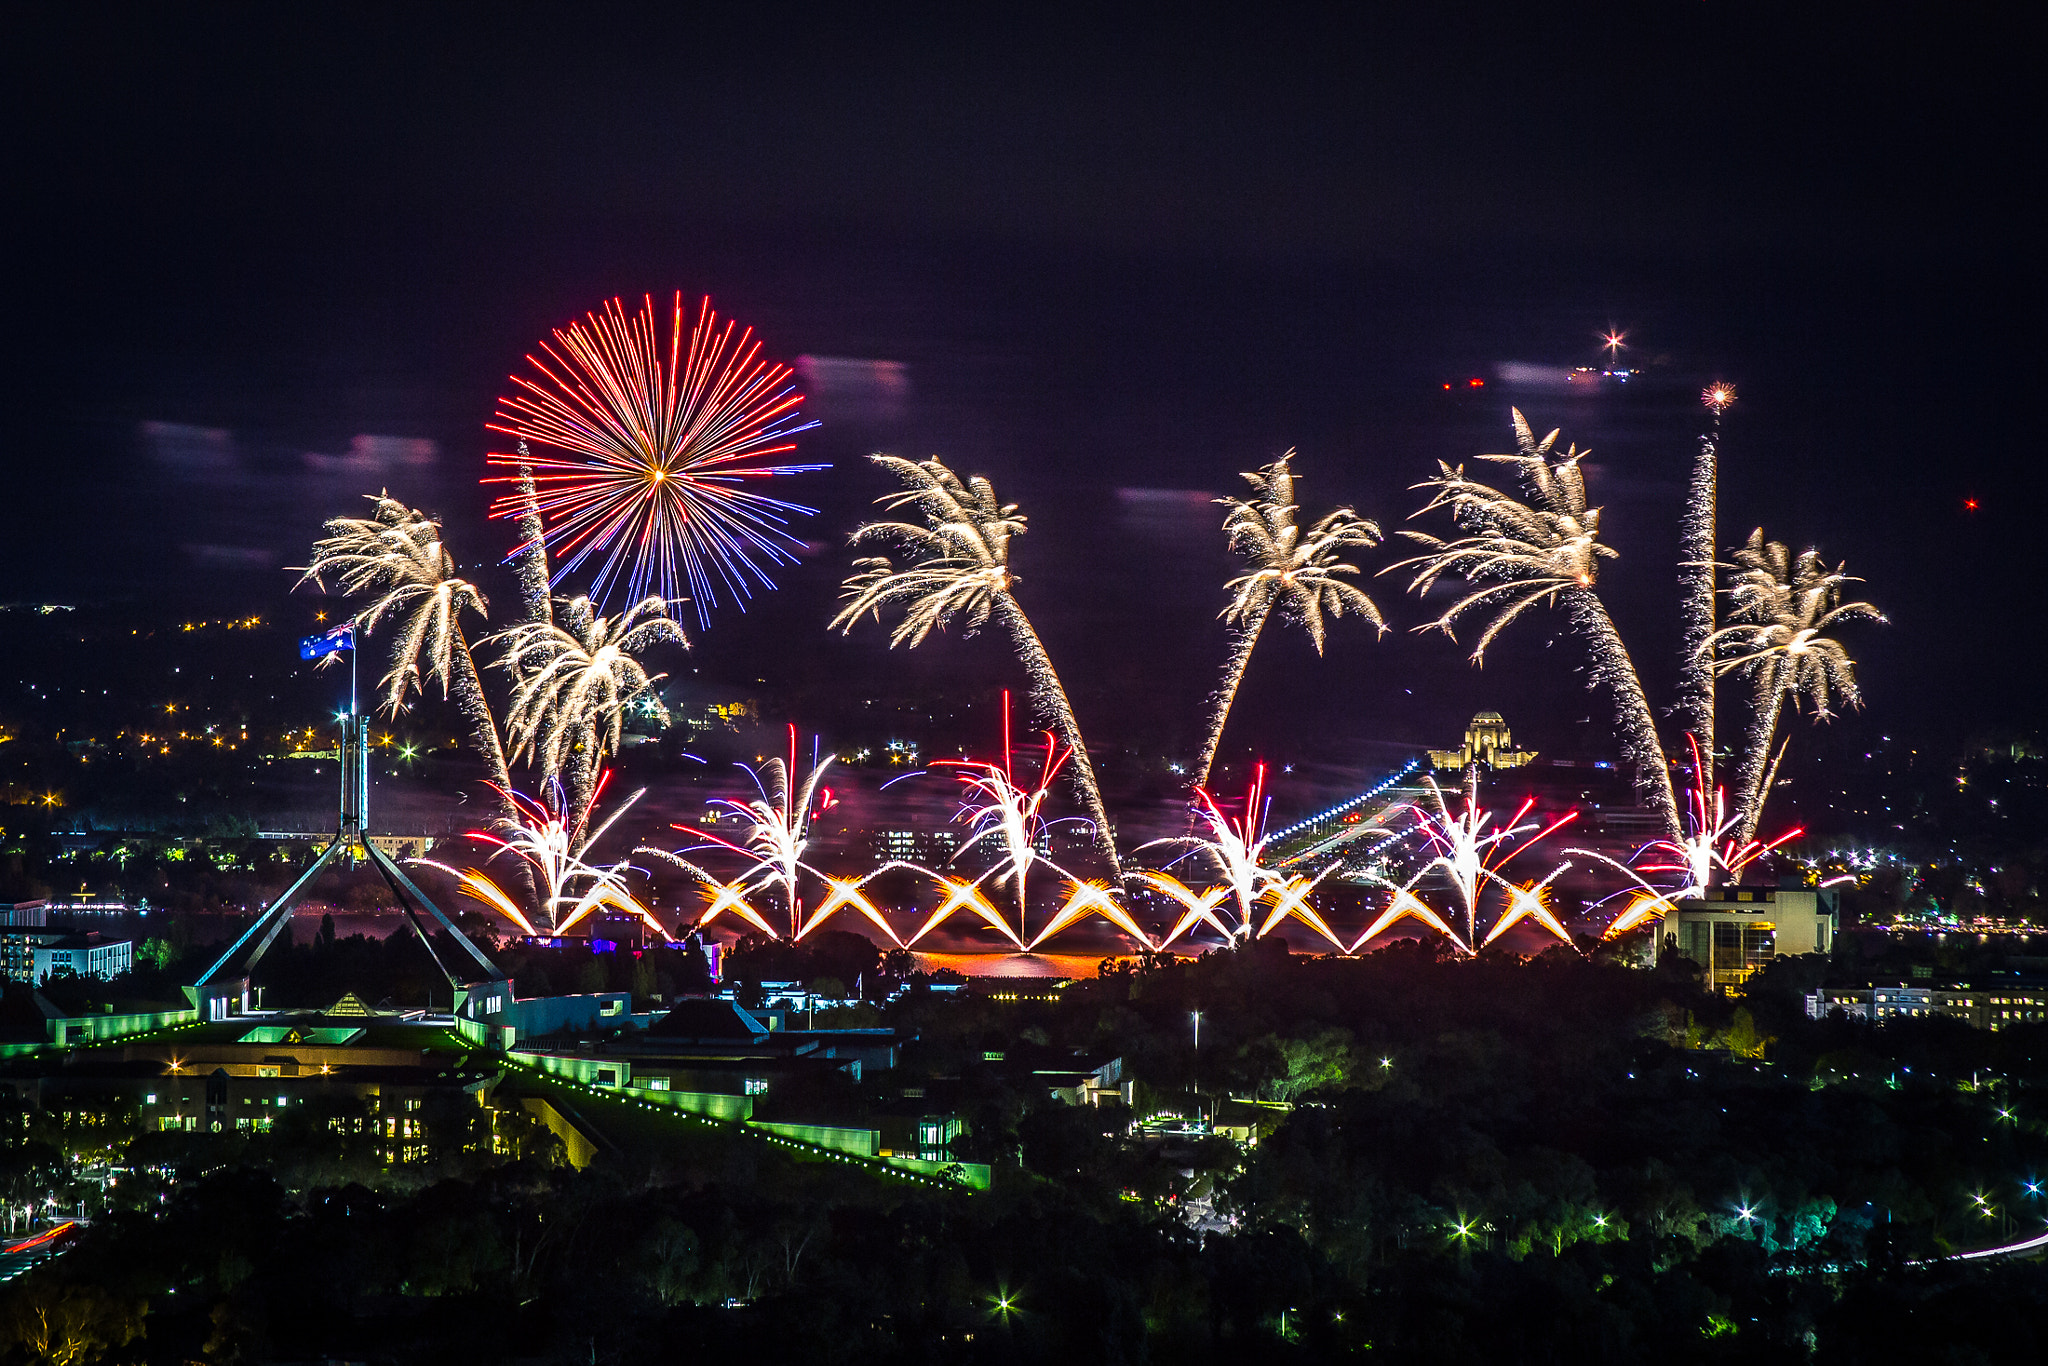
top-left (1661, 886), bottom-right (1835, 991)
top-left (1805, 982), bottom-right (2048, 1030)
top-left (32, 933), bottom-right (133, 984)
top-left (1427, 712), bottom-right (1538, 771)
top-left (870, 827), bottom-right (958, 865)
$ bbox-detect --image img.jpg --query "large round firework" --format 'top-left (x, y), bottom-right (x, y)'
top-left (486, 292), bottom-right (822, 627)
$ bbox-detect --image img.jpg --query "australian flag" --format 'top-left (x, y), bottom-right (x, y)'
top-left (298, 622), bottom-right (355, 661)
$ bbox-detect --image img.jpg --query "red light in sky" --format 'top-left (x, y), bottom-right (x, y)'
top-left (1467, 377), bottom-right (1484, 388)
top-left (1963, 497), bottom-right (1979, 511)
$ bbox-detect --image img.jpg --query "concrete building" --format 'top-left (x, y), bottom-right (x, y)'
top-left (31, 933), bottom-right (134, 985)
top-left (0, 927), bottom-right (67, 983)
top-left (1662, 886), bottom-right (1835, 991)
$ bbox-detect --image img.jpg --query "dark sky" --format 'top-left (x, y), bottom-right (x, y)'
top-left (7, 4), bottom-right (2042, 767)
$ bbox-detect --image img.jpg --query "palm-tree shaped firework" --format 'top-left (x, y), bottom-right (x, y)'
top-left (485, 293), bottom-right (823, 627)
top-left (489, 593), bottom-right (685, 821)
top-left (295, 494), bottom-right (513, 808)
top-left (1705, 529), bottom-right (1885, 845)
top-left (1393, 411), bottom-right (1682, 842)
top-left (1191, 452), bottom-right (1385, 793)
top-left (830, 455), bottom-right (1122, 875)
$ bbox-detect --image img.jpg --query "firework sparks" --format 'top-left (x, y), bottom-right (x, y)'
top-left (1392, 411), bottom-right (1681, 840)
top-left (489, 595), bottom-right (683, 810)
top-left (693, 879), bottom-right (779, 938)
top-left (1602, 891), bottom-right (1674, 939)
top-left (1141, 765), bottom-right (1285, 941)
top-left (1028, 879), bottom-right (1155, 949)
top-left (1192, 452), bottom-right (1385, 792)
top-left (485, 293), bottom-right (823, 626)
top-left (831, 456), bottom-right (1121, 875)
top-left (1677, 387), bottom-right (1729, 793)
top-left (1406, 771), bottom-right (1577, 947)
top-left (1133, 871), bottom-right (1234, 948)
top-left (905, 874), bottom-right (1024, 950)
top-left (1350, 885), bottom-right (1469, 955)
top-left (1479, 866), bottom-right (1575, 949)
top-left (796, 873), bottom-right (905, 945)
top-left (419, 772), bottom-right (661, 938)
top-left (1256, 872), bottom-right (1349, 951)
top-left (1705, 530), bottom-right (1885, 844)
top-left (656, 724), bottom-right (835, 940)
top-left (1629, 736), bottom-right (1805, 896)
top-left (936, 729), bottom-right (1088, 943)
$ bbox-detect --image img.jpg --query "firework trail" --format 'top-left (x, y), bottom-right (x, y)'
top-left (905, 873), bottom-right (1024, 950)
top-left (1256, 871), bottom-right (1349, 951)
top-left (1624, 735), bottom-right (1804, 897)
top-left (1192, 452), bottom-right (1385, 793)
top-left (1028, 880), bottom-right (1156, 949)
top-left (489, 594), bottom-right (684, 819)
top-left (1479, 866), bottom-right (1576, 950)
top-left (935, 727), bottom-right (1092, 945)
top-left (507, 441), bottom-right (554, 629)
top-left (1393, 411), bottom-right (1681, 841)
top-left (653, 724), bottom-right (845, 940)
top-left (1132, 871), bottom-right (1234, 948)
top-left (1677, 385), bottom-right (1734, 792)
top-left (486, 293), bottom-right (823, 627)
top-left (418, 771), bottom-right (662, 938)
top-left (1140, 764), bottom-right (1284, 942)
top-left (1350, 883), bottom-right (1470, 955)
top-left (1406, 770), bottom-right (1577, 947)
top-left (1137, 765), bottom-right (1357, 950)
top-left (295, 494), bottom-right (514, 819)
top-left (1705, 530), bottom-right (1884, 845)
top-left (831, 455), bottom-right (1121, 875)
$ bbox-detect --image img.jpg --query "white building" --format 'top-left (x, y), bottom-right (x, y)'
top-left (1662, 886), bottom-right (1836, 991)
top-left (32, 933), bottom-right (134, 984)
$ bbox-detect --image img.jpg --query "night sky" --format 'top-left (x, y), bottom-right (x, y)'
top-left (8, 5), bottom-right (2041, 768)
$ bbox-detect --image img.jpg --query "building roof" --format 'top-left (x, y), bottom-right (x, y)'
top-left (646, 997), bottom-right (770, 1042)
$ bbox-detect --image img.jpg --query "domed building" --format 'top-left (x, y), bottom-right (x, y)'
top-left (1427, 711), bottom-right (1537, 771)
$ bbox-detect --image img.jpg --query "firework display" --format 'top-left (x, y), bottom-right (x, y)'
top-left (1191, 452), bottom-right (1385, 793)
top-left (490, 594), bottom-right (684, 811)
top-left (1676, 386), bottom-right (1731, 793)
top-left (1394, 411), bottom-right (1683, 841)
top-left (288, 317), bottom-right (1885, 966)
top-left (935, 731), bottom-right (1082, 941)
top-left (295, 495), bottom-right (515, 817)
top-left (831, 455), bottom-right (1122, 874)
top-left (651, 725), bottom-right (854, 942)
top-left (485, 293), bottom-right (823, 627)
top-left (1705, 530), bottom-right (1886, 842)
top-left (417, 772), bottom-right (662, 938)
top-left (1405, 770), bottom-right (1577, 947)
